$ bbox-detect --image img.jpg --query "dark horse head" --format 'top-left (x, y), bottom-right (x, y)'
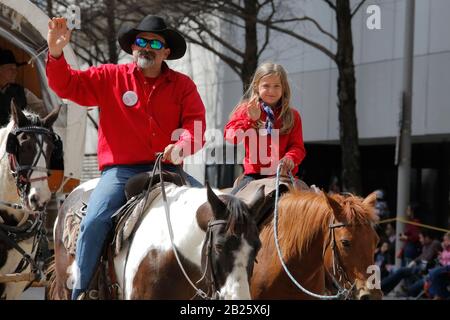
top-left (197, 183), bottom-right (264, 299)
top-left (5, 100), bottom-right (62, 211)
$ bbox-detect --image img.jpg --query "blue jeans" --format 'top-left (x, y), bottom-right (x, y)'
top-left (381, 266), bottom-right (422, 295)
top-left (71, 163), bottom-right (201, 299)
top-left (428, 265), bottom-right (450, 298)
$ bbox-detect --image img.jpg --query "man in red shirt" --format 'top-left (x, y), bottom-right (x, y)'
top-left (46, 15), bottom-right (206, 299)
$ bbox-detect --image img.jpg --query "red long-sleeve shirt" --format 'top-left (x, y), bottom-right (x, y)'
top-left (46, 54), bottom-right (206, 170)
top-left (224, 103), bottom-right (306, 175)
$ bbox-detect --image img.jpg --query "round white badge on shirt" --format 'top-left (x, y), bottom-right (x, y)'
top-left (122, 91), bottom-right (138, 107)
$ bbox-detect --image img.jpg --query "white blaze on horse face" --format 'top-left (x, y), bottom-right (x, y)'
top-left (219, 238), bottom-right (252, 300)
top-left (28, 137), bottom-right (51, 210)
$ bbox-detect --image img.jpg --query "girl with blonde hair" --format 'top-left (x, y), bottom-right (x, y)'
top-left (224, 62), bottom-right (306, 192)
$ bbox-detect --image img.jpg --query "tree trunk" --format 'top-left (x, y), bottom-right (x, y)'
top-left (105, 0), bottom-right (118, 64)
top-left (46, 0), bottom-right (53, 18)
top-left (241, 0), bottom-right (258, 92)
top-left (335, 0), bottom-right (362, 194)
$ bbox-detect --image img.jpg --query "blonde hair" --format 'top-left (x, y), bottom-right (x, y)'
top-left (230, 62), bottom-right (294, 134)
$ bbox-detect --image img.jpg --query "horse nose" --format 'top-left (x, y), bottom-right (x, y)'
top-left (359, 293), bottom-right (370, 300)
top-left (357, 288), bottom-right (382, 300)
top-left (30, 195), bottom-right (48, 211)
top-left (30, 194), bottom-right (39, 205)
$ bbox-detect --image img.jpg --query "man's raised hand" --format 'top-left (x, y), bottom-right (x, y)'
top-left (47, 18), bottom-right (72, 58)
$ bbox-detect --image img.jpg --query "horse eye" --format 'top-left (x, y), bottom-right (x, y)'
top-left (19, 133), bottom-right (30, 142)
top-left (341, 239), bottom-right (351, 248)
top-left (215, 243), bottom-right (223, 252)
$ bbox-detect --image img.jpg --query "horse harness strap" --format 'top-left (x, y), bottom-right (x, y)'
top-left (272, 163), bottom-right (349, 300)
top-left (107, 245), bottom-right (119, 299)
top-left (0, 200), bottom-right (23, 210)
top-left (0, 216), bottom-right (43, 277)
top-left (196, 219), bottom-right (227, 299)
top-left (6, 125), bottom-right (61, 198)
top-left (323, 219), bottom-right (355, 297)
top-left (154, 153), bottom-right (219, 300)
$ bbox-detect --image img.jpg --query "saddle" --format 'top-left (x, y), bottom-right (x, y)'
top-left (62, 168), bottom-right (186, 299)
top-left (233, 175), bottom-right (310, 227)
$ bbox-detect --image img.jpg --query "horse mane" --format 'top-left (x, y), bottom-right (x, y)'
top-left (222, 195), bottom-right (252, 237)
top-left (15, 111), bottom-right (43, 126)
top-left (330, 193), bottom-right (379, 226)
top-left (263, 189), bottom-right (378, 259)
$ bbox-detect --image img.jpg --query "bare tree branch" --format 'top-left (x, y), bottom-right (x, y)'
top-left (181, 14), bottom-right (244, 58)
top-left (351, 0), bottom-right (367, 17)
top-left (180, 30), bottom-right (242, 75)
top-left (270, 16), bottom-right (337, 42)
top-left (257, 22), bottom-right (270, 58)
top-left (323, 0), bottom-right (337, 11)
top-left (257, 18), bottom-right (337, 62)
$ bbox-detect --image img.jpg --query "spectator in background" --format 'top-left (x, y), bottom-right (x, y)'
top-left (328, 175), bottom-right (340, 195)
top-left (0, 49), bottom-right (46, 126)
top-left (425, 232), bottom-right (450, 299)
top-left (375, 241), bottom-right (394, 279)
top-left (374, 189), bottom-right (390, 219)
top-left (398, 203), bottom-right (422, 266)
top-left (380, 223), bottom-right (397, 268)
top-left (381, 229), bottom-right (442, 297)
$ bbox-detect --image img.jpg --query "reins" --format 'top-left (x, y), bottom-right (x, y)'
top-left (154, 153), bottom-right (224, 300)
top-left (272, 163), bottom-right (351, 299)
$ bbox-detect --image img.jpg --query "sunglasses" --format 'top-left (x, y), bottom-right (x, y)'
top-left (134, 37), bottom-right (166, 50)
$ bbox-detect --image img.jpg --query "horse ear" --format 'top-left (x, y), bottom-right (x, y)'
top-left (206, 181), bottom-right (227, 217)
top-left (10, 99), bottom-right (27, 126)
top-left (322, 191), bottom-right (344, 220)
top-left (247, 185), bottom-right (265, 215)
top-left (363, 192), bottom-right (377, 208)
top-left (42, 104), bottom-right (62, 128)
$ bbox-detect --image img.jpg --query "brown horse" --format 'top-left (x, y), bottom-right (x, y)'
top-left (250, 189), bottom-right (382, 299)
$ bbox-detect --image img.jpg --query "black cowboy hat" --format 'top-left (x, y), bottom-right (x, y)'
top-left (118, 15), bottom-right (186, 60)
top-left (0, 49), bottom-right (27, 66)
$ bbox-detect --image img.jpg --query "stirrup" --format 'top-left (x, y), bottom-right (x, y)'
top-left (76, 292), bottom-right (87, 300)
top-left (76, 290), bottom-right (99, 300)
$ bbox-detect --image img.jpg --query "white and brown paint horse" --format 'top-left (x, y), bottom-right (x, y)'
top-left (48, 179), bottom-right (264, 300)
top-left (0, 102), bottom-right (61, 299)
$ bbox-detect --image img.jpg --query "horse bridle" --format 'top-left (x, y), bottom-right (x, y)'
top-left (196, 219), bottom-right (228, 299)
top-left (7, 126), bottom-right (56, 199)
top-left (0, 211), bottom-right (47, 282)
top-left (150, 153), bottom-right (227, 300)
top-left (322, 218), bottom-right (356, 297)
top-left (273, 164), bottom-right (351, 299)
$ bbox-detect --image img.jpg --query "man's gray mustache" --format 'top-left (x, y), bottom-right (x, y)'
top-left (139, 51), bottom-right (155, 59)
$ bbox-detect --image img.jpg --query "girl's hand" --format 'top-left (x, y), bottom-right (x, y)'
top-left (280, 157), bottom-right (295, 176)
top-left (247, 96), bottom-right (261, 121)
